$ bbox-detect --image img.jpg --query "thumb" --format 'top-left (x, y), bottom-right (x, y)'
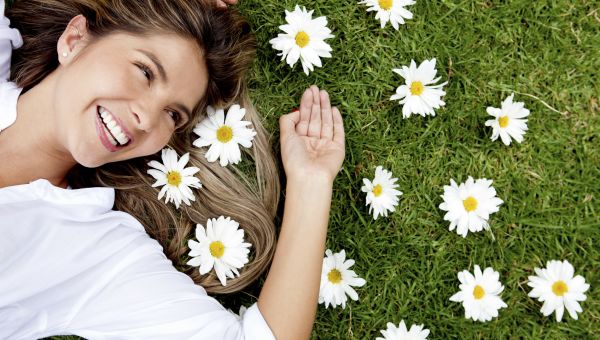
top-left (279, 110), bottom-right (300, 138)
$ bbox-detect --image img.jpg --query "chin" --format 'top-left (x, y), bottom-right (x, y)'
top-left (76, 160), bottom-right (105, 169)
top-left (72, 152), bottom-right (107, 169)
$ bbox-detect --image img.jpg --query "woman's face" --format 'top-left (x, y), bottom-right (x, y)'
top-left (53, 27), bottom-right (208, 168)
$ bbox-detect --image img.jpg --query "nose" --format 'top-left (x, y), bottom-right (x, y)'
top-left (132, 112), bottom-right (141, 125)
top-left (132, 104), bottom-right (161, 133)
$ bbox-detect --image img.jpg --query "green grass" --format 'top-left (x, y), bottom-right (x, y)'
top-left (48, 0), bottom-right (599, 339)
top-left (235, 0), bottom-right (599, 338)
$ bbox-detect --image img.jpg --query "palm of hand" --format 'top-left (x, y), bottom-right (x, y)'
top-left (279, 86), bottom-right (345, 182)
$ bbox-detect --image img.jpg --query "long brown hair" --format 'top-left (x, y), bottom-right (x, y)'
top-left (7, 0), bottom-right (280, 294)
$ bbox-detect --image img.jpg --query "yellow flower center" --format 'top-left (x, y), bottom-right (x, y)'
top-left (372, 184), bottom-right (383, 197)
top-left (295, 31), bottom-right (310, 48)
top-left (410, 81), bottom-right (424, 96)
top-left (216, 125), bottom-right (233, 143)
top-left (209, 241), bottom-right (225, 258)
top-left (552, 280), bottom-right (568, 296)
top-left (327, 269), bottom-right (342, 284)
top-left (473, 285), bottom-right (485, 300)
top-left (167, 171), bottom-right (182, 186)
top-left (379, 0), bottom-right (393, 10)
top-left (498, 116), bottom-right (509, 128)
top-left (463, 196), bottom-right (478, 212)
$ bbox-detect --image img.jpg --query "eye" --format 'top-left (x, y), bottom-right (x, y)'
top-left (167, 109), bottom-right (183, 128)
top-left (135, 62), bottom-right (154, 83)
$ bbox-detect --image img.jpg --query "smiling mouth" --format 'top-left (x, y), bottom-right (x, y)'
top-left (97, 106), bottom-right (131, 148)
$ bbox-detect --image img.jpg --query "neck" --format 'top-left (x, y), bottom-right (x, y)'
top-left (0, 71), bottom-right (77, 189)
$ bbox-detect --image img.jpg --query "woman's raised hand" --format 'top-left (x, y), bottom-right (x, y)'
top-left (215, 0), bottom-right (237, 7)
top-left (279, 86), bottom-right (346, 183)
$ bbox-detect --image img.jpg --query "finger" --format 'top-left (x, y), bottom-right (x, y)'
top-left (320, 90), bottom-right (333, 140)
top-left (279, 110), bottom-right (301, 139)
top-left (332, 106), bottom-right (345, 146)
top-left (307, 85), bottom-right (321, 138)
top-left (296, 87), bottom-right (313, 136)
top-left (218, 0), bottom-right (237, 6)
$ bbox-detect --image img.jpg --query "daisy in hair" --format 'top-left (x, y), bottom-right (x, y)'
top-left (187, 216), bottom-right (251, 287)
top-left (147, 148), bottom-right (202, 209)
top-left (193, 105), bottom-right (256, 167)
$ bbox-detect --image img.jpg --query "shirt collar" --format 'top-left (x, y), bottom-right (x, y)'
top-left (0, 178), bottom-right (115, 210)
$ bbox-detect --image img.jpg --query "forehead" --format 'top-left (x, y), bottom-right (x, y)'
top-left (99, 32), bottom-right (208, 113)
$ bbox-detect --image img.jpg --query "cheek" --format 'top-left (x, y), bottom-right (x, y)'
top-left (138, 128), bottom-right (174, 156)
top-left (54, 58), bottom-right (140, 120)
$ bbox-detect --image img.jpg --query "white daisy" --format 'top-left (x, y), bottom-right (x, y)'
top-left (390, 58), bottom-right (447, 118)
top-left (192, 104), bottom-right (257, 167)
top-left (319, 249), bottom-right (366, 309)
top-left (186, 216), bottom-right (251, 286)
top-left (361, 166), bottom-right (403, 220)
top-left (359, 0), bottom-right (415, 30)
top-left (438, 176), bottom-right (503, 238)
top-left (147, 148), bottom-right (202, 209)
top-left (527, 259), bottom-right (590, 322)
top-left (376, 320), bottom-right (430, 340)
top-left (269, 5), bottom-right (334, 75)
top-left (485, 93), bottom-right (530, 146)
top-left (449, 265), bottom-right (507, 322)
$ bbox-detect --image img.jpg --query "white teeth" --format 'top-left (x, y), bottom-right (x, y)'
top-left (116, 132), bottom-right (128, 143)
top-left (98, 106), bottom-right (131, 146)
top-left (101, 122), bottom-right (118, 146)
top-left (114, 133), bottom-right (129, 145)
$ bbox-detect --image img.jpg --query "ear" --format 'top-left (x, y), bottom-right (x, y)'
top-left (57, 15), bottom-right (89, 65)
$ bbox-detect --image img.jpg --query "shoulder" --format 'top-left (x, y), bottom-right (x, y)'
top-left (66, 232), bottom-right (244, 339)
top-left (64, 221), bottom-right (275, 339)
top-left (0, 178), bottom-right (144, 232)
top-left (67, 251), bottom-right (276, 339)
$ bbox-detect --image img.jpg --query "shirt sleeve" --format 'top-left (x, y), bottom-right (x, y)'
top-left (65, 235), bottom-right (275, 340)
top-left (0, 2), bottom-right (23, 82)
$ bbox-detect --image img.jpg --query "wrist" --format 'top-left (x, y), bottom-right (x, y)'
top-left (283, 173), bottom-right (334, 227)
top-left (286, 171), bottom-right (335, 188)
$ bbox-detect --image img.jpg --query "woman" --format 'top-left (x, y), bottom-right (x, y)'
top-left (0, 0), bottom-right (345, 339)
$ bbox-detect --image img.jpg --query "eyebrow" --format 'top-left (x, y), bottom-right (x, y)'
top-left (136, 48), bottom-right (193, 120)
top-left (136, 49), bottom-right (168, 82)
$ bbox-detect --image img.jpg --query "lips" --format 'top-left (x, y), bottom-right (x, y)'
top-left (95, 106), bottom-right (134, 152)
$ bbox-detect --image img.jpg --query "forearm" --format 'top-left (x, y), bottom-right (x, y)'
top-left (258, 174), bottom-right (333, 340)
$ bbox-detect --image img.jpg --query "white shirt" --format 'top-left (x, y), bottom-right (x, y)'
top-left (0, 2), bottom-right (21, 132)
top-left (0, 4), bottom-right (275, 339)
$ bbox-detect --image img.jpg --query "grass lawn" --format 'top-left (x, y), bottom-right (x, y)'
top-left (46, 0), bottom-right (599, 339)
